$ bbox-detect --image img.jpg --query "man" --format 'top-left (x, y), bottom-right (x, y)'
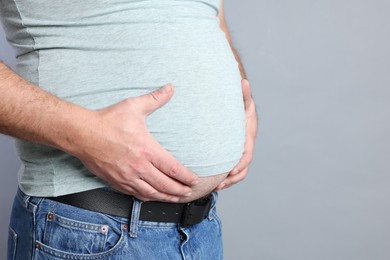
top-left (0, 0), bottom-right (258, 259)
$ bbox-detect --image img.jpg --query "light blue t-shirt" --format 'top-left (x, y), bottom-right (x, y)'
top-left (0, 0), bottom-right (246, 196)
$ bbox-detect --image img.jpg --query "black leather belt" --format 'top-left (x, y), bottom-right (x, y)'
top-left (48, 188), bottom-right (213, 228)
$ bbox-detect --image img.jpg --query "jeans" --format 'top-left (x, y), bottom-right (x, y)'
top-left (7, 188), bottom-right (223, 260)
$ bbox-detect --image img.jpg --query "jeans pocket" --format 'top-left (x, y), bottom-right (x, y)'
top-left (43, 211), bottom-right (110, 254)
top-left (36, 210), bottom-right (125, 258)
top-left (7, 227), bottom-right (17, 260)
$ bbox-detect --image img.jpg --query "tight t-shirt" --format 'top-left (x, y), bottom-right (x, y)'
top-left (0, 0), bottom-right (246, 196)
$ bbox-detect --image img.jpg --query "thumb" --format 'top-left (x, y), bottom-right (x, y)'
top-left (136, 83), bottom-right (174, 116)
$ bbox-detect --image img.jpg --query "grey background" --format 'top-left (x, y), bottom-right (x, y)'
top-left (1, 0), bottom-right (390, 259)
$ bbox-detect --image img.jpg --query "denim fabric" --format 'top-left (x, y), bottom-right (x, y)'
top-left (7, 188), bottom-right (223, 260)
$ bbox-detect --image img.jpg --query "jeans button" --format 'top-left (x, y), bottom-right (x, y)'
top-left (122, 224), bottom-right (128, 230)
top-left (47, 212), bottom-right (54, 220)
top-left (179, 232), bottom-right (186, 241)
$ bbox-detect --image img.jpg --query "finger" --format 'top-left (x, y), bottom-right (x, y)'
top-left (135, 83), bottom-right (175, 116)
top-left (214, 167), bottom-right (248, 192)
top-left (224, 168), bottom-right (248, 189)
top-left (134, 179), bottom-right (183, 202)
top-left (229, 142), bottom-right (253, 176)
top-left (245, 104), bottom-right (258, 139)
top-left (242, 80), bottom-right (258, 124)
top-left (230, 114), bottom-right (256, 174)
top-left (119, 179), bottom-right (182, 203)
top-left (148, 138), bottom-right (199, 186)
top-left (218, 167), bottom-right (248, 190)
top-left (137, 160), bottom-right (193, 197)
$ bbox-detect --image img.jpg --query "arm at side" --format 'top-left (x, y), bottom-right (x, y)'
top-left (218, 0), bottom-right (247, 80)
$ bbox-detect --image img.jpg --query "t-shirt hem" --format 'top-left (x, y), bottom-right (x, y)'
top-left (19, 157), bottom-right (242, 197)
top-left (187, 157), bottom-right (241, 177)
top-left (19, 181), bottom-right (109, 197)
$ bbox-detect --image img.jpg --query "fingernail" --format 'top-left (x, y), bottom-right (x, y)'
top-left (162, 84), bottom-right (172, 93)
top-left (172, 197), bottom-right (180, 202)
top-left (191, 179), bottom-right (200, 185)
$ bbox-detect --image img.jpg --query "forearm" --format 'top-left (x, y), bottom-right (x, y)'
top-left (232, 47), bottom-right (247, 80)
top-left (0, 60), bottom-right (201, 200)
top-left (222, 28), bottom-right (247, 80)
top-left (0, 61), bottom-right (94, 156)
top-left (218, 0), bottom-right (247, 80)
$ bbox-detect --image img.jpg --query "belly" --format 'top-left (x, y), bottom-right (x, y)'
top-left (180, 172), bottom-right (229, 202)
top-left (13, 1), bottom-right (245, 193)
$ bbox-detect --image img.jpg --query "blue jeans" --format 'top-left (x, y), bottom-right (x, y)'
top-left (7, 188), bottom-right (223, 260)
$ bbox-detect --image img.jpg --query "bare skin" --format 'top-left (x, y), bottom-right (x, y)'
top-left (212, 0), bottom-right (258, 193)
top-left (176, 172), bottom-right (229, 203)
top-left (0, 62), bottom-right (227, 203)
top-left (0, 63), bottom-right (199, 202)
top-left (0, 0), bottom-right (258, 203)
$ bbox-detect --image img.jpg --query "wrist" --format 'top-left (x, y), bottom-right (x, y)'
top-left (51, 103), bottom-right (100, 158)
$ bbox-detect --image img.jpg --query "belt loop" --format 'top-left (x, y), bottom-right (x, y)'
top-left (129, 197), bottom-right (143, 238)
top-left (207, 192), bottom-right (218, 220)
top-left (18, 187), bottom-right (43, 211)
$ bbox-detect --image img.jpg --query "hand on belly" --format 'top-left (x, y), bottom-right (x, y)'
top-left (175, 172), bottom-right (229, 203)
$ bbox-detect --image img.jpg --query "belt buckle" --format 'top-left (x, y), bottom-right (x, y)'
top-left (180, 194), bottom-right (212, 228)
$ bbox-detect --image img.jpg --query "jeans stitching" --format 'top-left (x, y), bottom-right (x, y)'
top-left (129, 198), bottom-right (142, 238)
top-left (207, 192), bottom-right (219, 220)
top-left (8, 227), bottom-right (17, 260)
